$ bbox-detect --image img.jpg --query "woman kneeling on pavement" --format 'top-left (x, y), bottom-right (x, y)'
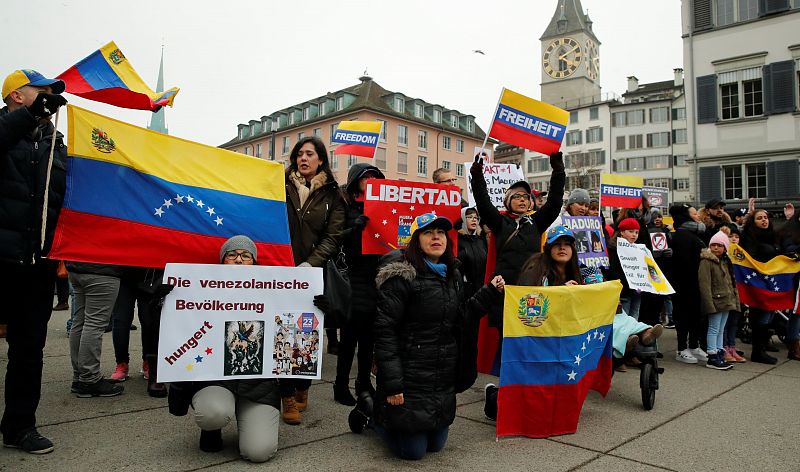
top-left (168, 236), bottom-right (280, 463)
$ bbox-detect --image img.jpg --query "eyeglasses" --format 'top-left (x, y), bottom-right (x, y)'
top-left (510, 193), bottom-right (531, 201)
top-left (224, 251), bottom-right (254, 261)
top-left (436, 178), bottom-right (457, 184)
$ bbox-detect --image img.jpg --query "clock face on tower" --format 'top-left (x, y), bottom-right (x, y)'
top-left (543, 37), bottom-right (582, 79)
top-left (586, 38), bottom-right (599, 81)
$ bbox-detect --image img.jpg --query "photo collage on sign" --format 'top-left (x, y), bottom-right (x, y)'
top-left (272, 312), bottom-right (321, 377)
top-left (224, 320), bottom-right (265, 376)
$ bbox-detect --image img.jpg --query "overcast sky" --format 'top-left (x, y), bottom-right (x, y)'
top-left (2, 0), bottom-right (682, 147)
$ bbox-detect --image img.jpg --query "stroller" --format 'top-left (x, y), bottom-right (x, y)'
top-left (611, 313), bottom-right (665, 411)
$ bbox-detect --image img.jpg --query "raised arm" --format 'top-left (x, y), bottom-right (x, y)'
top-left (533, 152), bottom-right (566, 232)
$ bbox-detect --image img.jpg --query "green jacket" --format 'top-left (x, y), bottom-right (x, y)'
top-left (698, 249), bottom-right (740, 315)
top-left (285, 170), bottom-right (345, 267)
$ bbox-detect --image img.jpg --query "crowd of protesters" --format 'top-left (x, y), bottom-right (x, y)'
top-left (2, 68), bottom-right (798, 463)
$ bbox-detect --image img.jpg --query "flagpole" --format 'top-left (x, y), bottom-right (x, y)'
top-left (478, 88), bottom-right (504, 164)
top-left (40, 108), bottom-right (60, 252)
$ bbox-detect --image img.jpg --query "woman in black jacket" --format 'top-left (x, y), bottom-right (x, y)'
top-left (457, 207), bottom-right (487, 299)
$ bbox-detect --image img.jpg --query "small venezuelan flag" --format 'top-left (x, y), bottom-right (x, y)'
top-left (497, 281), bottom-right (621, 438)
top-left (57, 41), bottom-right (179, 111)
top-left (332, 121), bottom-right (382, 158)
top-left (729, 244), bottom-right (800, 311)
top-left (488, 88), bottom-right (569, 155)
top-left (49, 106), bottom-right (293, 268)
top-left (600, 174), bottom-right (643, 208)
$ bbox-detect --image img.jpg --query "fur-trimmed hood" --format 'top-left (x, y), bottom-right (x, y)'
top-left (376, 260), bottom-right (416, 289)
top-left (699, 248), bottom-right (722, 263)
top-left (698, 208), bottom-right (731, 228)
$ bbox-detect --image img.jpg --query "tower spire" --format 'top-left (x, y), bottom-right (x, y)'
top-left (148, 45), bottom-right (168, 134)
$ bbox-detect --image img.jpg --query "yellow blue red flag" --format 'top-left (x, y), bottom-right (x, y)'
top-left (497, 281), bottom-right (621, 438)
top-left (57, 41), bottom-right (179, 111)
top-left (729, 244), bottom-right (800, 311)
top-left (488, 88), bottom-right (569, 154)
top-left (600, 174), bottom-right (643, 208)
top-left (48, 106), bottom-right (293, 268)
top-left (332, 121), bottom-right (383, 158)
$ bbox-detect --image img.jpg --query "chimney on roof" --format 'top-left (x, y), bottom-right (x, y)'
top-left (673, 68), bottom-right (684, 87)
top-left (626, 76), bottom-right (639, 93)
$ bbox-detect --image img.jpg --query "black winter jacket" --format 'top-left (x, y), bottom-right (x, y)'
top-left (373, 260), bottom-right (463, 433)
top-left (0, 106), bottom-right (67, 265)
top-left (342, 201), bottom-right (381, 319)
top-left (457, 231), bottom-right (487, 298)
top-left (740, 227), bottom-right (781, 263)
top-left (670, 222), bottom-right (706, 301)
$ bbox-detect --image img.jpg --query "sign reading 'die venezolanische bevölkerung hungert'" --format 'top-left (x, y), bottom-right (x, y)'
top-left (615, 239), bottom-right (675, 295)
top-left (157, 264), bottom-right (324, 383)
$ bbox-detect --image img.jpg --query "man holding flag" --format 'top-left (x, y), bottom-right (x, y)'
top-left (0, 69), bottom-right (68, 454)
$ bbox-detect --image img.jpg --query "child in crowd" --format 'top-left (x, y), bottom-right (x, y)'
top-left (722, 226), bottom-right (746, 362)
top-left (698, 231), bottom-right (739, 370)
top-left (605, 218), bottom-right (643, 320)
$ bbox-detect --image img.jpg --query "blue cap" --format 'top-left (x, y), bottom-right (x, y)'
top-left (409, 213), bottom-right (452, 234)
top-left (545, 225), bottom-right (576, 245)
top-left (2, 69), bottom-right (65, 98)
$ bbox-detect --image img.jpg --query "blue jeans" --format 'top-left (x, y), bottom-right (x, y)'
top-left (620, 293), bottom-right (642, 321)
top-left (664, 297), bottom-right (673, 324)
top-left (724, 310), bottom-right (740, 347)
top-left (373, 423), bottom-right (449, 460)
top-left (707, 311), bottom-right (729, 354)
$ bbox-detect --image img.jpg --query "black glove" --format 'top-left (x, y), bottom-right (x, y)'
top-left (314, 294), bottom-right (331, 313)
top-left (353, 215), bottom-right (369, 231)
top-left (662, 248), bottom-right (673, 257)
top-left (549, 152), bottom-right (564, 173)
top-left (470, 153), bottom-right (484, 179)
top-left (27, 93), bottom-right (67, 119)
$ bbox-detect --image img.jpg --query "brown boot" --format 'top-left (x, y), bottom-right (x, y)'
top-left (295, 389), bottom-right (309, 412)
top-left (281, 396), bottom-right (301, 425)
top-left (145, 355), bottom-right (167, 398)
top-left (789, 340), bottom-right (800, 361)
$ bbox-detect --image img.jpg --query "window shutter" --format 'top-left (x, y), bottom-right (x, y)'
top-left (763, 61), bottom-right (796, 115)
top-left (767, 160), bottom-right (800, 198)
top-left (759, 0), bottom-right (790, 16)
top-left (698, 166), bottom-right (721, 203)
top-left (696, 75), bottom-right (718, 124)
top-left (693, 0), bottom-right (713, 31)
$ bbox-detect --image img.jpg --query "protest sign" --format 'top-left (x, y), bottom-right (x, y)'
top-left (487, 88), bottom-right (568, 155)
top-left (157, 264), bottom-right (324, 382)
top-left (643, 186), bottom-right (669, 210)
top-left (473, 146), bottom-right (493, 163)
top-left (615, 239), bottom-right (674, 295)
top-left (562, 216), bottom-right (609, 268)
top-left (600, 174), bottom-right (643, 209)
top-left (466, 163), bottom-right (526, 211)
top-left (362, 179), bottom-right (461, 255)
top-left (650, 232), bottom-right (669, 251)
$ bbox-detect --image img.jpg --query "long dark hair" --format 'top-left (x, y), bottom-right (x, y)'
top-left (288, 136), bottom-right (335, 184)
top-left (517, 239), bottom-right (583, 286)
top-left (743, 209), bottom-right (775, 242)
top-left (403, 228), bottom-right (456, 275)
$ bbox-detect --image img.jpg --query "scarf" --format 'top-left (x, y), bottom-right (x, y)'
top-left (289, 171), bottom-right (328, 208)
top-left (680, 220), bottom-right (706, 234)
top-left (425, 259), bottom-right (447, 278)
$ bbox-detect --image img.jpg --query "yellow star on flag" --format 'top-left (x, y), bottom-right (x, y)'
top-left (186, 364), bottom-right (194, 372)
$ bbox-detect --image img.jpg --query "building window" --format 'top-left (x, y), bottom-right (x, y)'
top-left (628, 157), bottom-right (645, 171)
top-left (417, 155), bottom-right (427, 176)
top-left (450, 115), bottom-right (459, 128)
top-left (743, 79), bottom-right (763, 116)
top-left (336, 96), bottom-right (344, 111)
top-left (614, 159), bottom-right (627, 172)
top-left (282, 137), bottom-right (290, 155)
top-left (674, 154), bottom-right (688, 166)
top-left (298, 132), bottom-right (305, 141)
top-left (612, 112), bottom-right (626, 127)
top-left (289, 113), bottom-right (295, 125)
top-left (719, 68), bottom-right (763, 120)
top-left (672, 107), bottom-right (686, 120)
top-left (569, 110), bottom-right (578, 124)
top-left (262, 121), bottom-right (270, 133)
top-left (346, 155), bottom-right (357, 169)
top-left (313, 128), bottom-right (322, 137)
top-left (414, 103), bottom-right (423, 118)
top-left (645, 155), bottom-right (671, 170)
top-left (616, 136), bottom-right (626, 150)
top-left (724, 165), bottom-right (743, 199)
top-left (456, 139), bottom-right (464, 153)
top-left (442, 160), bottom-right (451, 170)
top-left (398, 125), bottom-right (408, 146)
top-left (418, 130), bottom-right (427, 150)
top-left (331, 154), bottom-right (338, 170)
top-left (747, 162), bottom-right (767, 198)
top-left (627, 110), bottom-right (645, 126)
top-left (566, 130), bottom-right (582, 146)
top-left (319, 102), bottom-right (326, 116)
top-left (647, 132), bottom-right (670, 148)
top-left (375, 147), bottom-right (386, 170)
top-left (589, 107), bottom-right (599, 120)
top-left (721, 83), bottom-right (739, 120)
top-left (645, 178), bottom-right (671, 188)
top-left (717, 0), bottom-right (758, 26)
top-left (586, 127), bottom-right (603, 143)
top-left (629, 134), bottom-right (643, 149)
top-left (243, 145), bottom-right (251, 155)
top-left (442, 135), bottom-right (452, 150)
top-left (255, 143), bottom-right (262, 158)
top-left (649, 107), bottom-right (670, 123)
top-left (397, 151), bottom-right (408, 173)
top-left (433, 109), bottom-right (441, 123)
top-left (303, 107), bottom-right (310, 120)
top-left (394, 97), bottom-right (405, 113)
top-left (378, 120), bottom-right (387, 141)
top-left (466, 120), bottom-right (474, 132)
top-left (330, 124), bottom-right (338, 144)
top-left (673, 128), bottom-right (688, 144)
top-left (674, 178), bottom-right (690, 191)
top-left (456, 163), bottom-right (464, 177)
top-left (716, 0), bottom-right (735, 26)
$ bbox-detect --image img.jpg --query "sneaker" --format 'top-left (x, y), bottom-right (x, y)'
top-left (706, 351), bottom-right (733, 370)
top-left (664, 321), bottom-right (676, 329)
top-left (142, 360), bottom-right (150, 380)
top-left (76, 378), bottom-right (124, 398)
top-left (110, 362), bottom-right (129, 382)
top-left (3, 428), bottom-right (54, 454)
top-left (722, 347), bottom-right (736, 363)
top-left (483, 384), bottom-right (498, 421)
top-left (730, 348), bottom-right (747, 363)
top-left (676, 349), bottom-right (699, 364)
top-left (70, 381), bottom-right (79, 393)
top-left (689, 347), bottom-right (708, 362)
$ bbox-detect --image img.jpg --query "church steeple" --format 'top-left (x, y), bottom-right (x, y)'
top-left (541, 0), bottom-right (597, 42)
top-left (148, 46), bottom-right (168, 135)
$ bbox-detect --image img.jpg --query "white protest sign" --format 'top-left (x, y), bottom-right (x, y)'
top-left (157, 264), bottom-right (324, 382)
top-left (473, 146), bottom-right (493, 163)
top-left (616, 239), bottom-right (675, 295)
top-left (467, 163), bottom-right (525, 211)
top-left (650, 232), bottom-right (669, 251)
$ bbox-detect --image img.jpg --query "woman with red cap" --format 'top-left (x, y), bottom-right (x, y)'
top-left (604, 218), bottom-right (643, 320)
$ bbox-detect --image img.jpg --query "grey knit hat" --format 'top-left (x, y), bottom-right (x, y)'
top-left (220, 235), bottom-right (257, 263)
top-left (567, 188), bottom-right (590, 206)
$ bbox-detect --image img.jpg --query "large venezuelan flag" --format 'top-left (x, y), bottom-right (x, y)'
top-left (49, 106), bottom-right (293, 268)
top-left (729, 244), bottom-right (800, 311)
top-left (488, 88), bottom-right (568, 155)
top-left (57, 41), bottom-right (179, 111)
top-left (332, 121), bottom-right (382, 158)
top-left (497, 281), bottom-right (621, 438)
top-left (600, 174), bottom-right (643, 208)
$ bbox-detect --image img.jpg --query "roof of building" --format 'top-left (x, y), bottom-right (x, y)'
top-left (623, 80), bottom-right (681, 98)
top-left (540, 0), bottom-right (599, 42)
top-left (222, 76), bottom-right (487, 147)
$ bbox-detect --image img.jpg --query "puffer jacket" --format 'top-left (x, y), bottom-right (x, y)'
top-left (373, 259), bottom-right (462, 433)
top-left (457, 231), bottom-right (487, 298)
top-left (670, 221), bottom-right (706, 301)
top-left (285, 170), bottom-right (346, 267)
top-left (0, 106), bottom-right (67, 265)
top-left (698, 249), bottom-right (740, 315)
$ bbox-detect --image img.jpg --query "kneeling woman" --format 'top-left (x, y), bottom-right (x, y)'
top-left (370, 213), bottom-right (463, 460)
top-left (168, 236), bottom-right (280, 463)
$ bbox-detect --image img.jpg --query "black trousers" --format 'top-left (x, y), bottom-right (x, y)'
top-left (0, 260), bottom-right (56, 438)
top-left (111, 279), bottom-right (146, 364)
top-left (672, 291), bottom-right (703, 352)
top-left (335, 311), bottom-right (375, 388)
top-left (55, 276), bottom-right (69, 304)
top-left (279, 379), bottom-right (312, 397)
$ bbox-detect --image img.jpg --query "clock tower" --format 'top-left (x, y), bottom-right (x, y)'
top-left (540, 0), bottom-right (601, 107)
